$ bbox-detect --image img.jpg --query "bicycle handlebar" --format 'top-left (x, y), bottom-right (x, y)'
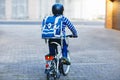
top-left (66, 34), bottom-right (78, 38)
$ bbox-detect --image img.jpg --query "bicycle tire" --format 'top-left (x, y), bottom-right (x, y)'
top-left (47, 73), bottom-right (56, 80)
top-left (46, 59), bottom-right (57, 80)
top-left (61, 53), bottom-right (70, 76)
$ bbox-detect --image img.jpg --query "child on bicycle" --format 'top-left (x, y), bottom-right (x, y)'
top-left (42, 3), bottom-right (78, 65)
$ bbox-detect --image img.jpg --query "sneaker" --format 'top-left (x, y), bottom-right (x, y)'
top-left (61, 57), bottom-right (71, 65)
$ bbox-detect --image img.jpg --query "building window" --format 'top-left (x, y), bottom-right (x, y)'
top-left (12, 0), bottom-right (28, 19)
top-left (0, 0), bottom-right (5, 19)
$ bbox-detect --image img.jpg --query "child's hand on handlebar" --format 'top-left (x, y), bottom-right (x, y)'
top-left (66, 34), bottom-right (78, 38)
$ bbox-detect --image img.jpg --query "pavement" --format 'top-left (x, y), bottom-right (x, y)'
top-left (0, 23), bottom-right (120, 80)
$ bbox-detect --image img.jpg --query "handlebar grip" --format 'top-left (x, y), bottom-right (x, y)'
top-left (66, 35), bottom-right (78, 38)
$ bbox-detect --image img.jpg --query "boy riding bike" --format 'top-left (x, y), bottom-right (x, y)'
top-left (41, 3), bottom-right (78, 65)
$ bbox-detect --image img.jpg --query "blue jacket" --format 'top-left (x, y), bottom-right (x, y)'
top-left (42, 15), bottom-right (78, 37)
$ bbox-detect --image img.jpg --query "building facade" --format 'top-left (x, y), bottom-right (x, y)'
top-left (106, 0), bottom-right (120, 30)
top-left (0, 0), bottom-right (105, 21)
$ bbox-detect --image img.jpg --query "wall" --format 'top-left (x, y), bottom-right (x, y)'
top-left (113, 0), bottom-right (120, 30)
top-left (106, 0), bottom-right (113, 29)
top-left (106, 0), bottom-right (120, 30)
top-left (0, 0), bottom-right (105, 21)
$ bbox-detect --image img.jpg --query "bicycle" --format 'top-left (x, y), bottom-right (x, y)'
top-left (44, 35), bottom-right (76, 80)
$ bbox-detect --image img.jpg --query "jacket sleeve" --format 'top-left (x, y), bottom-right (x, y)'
top-left (63, 17), bottom-right (78, 36)
top-left (42, 19), bottom-right (45, 27)
top-left (41, 18), bottom-right (46, 31)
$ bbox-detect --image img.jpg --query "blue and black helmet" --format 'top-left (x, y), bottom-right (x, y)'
top-left (52, 3), bottom-right (64, 16)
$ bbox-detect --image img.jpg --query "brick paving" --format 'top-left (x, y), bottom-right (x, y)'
top-left (0, 24), bottom-right (120, 80)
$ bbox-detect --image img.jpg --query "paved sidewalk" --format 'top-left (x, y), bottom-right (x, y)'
top-left (0, 24), bottom-right (120, 80)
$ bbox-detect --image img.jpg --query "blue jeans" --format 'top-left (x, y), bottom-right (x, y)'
top-left (48, 39), bottom-right (68, 58)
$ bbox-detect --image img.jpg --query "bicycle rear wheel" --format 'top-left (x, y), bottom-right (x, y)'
top-left (61, 53), bottom-right (70, 76)
top-left (46, 59), bottom-right (57, 80)
top-left (46, 73), bottom-right (56, 80)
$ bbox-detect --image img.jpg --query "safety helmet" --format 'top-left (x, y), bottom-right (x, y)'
top-left (52, 3), bottom-right (64, 16)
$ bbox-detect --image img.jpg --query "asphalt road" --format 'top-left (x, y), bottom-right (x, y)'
top-left (0, 24), bottom-right (120, 80)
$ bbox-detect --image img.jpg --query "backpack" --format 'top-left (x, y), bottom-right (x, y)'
top-left (41, 16), bottom-right (63, 39)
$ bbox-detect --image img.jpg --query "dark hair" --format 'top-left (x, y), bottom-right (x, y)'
top-left (52, 3), bottom-right (64, 16)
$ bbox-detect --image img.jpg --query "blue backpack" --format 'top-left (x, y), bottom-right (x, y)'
top-left (42, 16), bottom-right (63, 39)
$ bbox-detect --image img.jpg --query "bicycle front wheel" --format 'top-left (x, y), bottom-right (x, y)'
top-left (61, 53), bottom-right (70, 76)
